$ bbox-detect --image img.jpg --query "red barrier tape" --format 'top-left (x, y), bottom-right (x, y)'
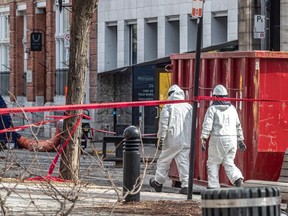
top-left (26, 114), bottom-right (83, 182)
top-left (2, 96), bottom-right (288, 116)
top-left (142, 133), bottom-right (157, 137)
top-left (47, 114), bottom-right (83, 177)
top-left (0, 115), bottom-right (71, 134)
top-left (0, 100), bottom-right (191, 115)
top-left (2, 96), bottom-right (287, 135)
top-left (197, 96), bottom-right (288, 103)
top-left (26, 176), bottom-right (69, 182)
top-left (94, 129), bottom-right (116, 135)
top-left (19, 96), bottom-right (288, 182)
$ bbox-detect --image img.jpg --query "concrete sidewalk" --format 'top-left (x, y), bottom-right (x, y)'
top-left (0, 176), bottom-right (202, 215)
top-left (0, 148), bottom-right (204, 215)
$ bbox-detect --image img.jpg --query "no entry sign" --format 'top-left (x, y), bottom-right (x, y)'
top-left (191, 0), bottom-right (204, 18)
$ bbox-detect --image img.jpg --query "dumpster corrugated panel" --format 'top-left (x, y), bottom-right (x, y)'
top-left (169, 51), bottom-right (288, 184)
top-left (258, 57), bottom-right (288, 152)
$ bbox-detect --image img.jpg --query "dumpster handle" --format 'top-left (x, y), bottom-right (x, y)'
top-left (155, 107), bottom-right (160, 118)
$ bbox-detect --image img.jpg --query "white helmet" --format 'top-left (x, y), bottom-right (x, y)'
top-left (212, 84), bottom-right (228, 96)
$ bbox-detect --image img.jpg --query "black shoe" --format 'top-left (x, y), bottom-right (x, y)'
top-left (179, 187), bottom-right (188, 195)
top-left (149, 178), bottom-right (162, 192)
top-left (234, 178), bottom-right (243, 187)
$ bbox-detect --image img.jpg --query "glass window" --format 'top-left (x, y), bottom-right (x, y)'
top-left (4, 45), bottom-right (10, 69)
top-left (129, 24), bottom-right (137, 65)
top-left (55, 1), bottom-right (70, 95)
top-left (55, 1), bottom-right (70, 69)
top-left (0, 12), bottom-right (10, 71)
top-left (0, 45), bottom-right (10, 71)
top-left (105, 24), bottom-right (117, 70)
top-left (63, 9), bottom-right (70, 33)
top-left (4, 15), bottom-right (10, 39)
top-left (0, 11), bottom-right (10, 95)
top-left (144, 19), bottom-right (157, 61)
top-left (0, 12), bottom-right (10, 95)
top-left (211, 12), bottom-right (228, 45)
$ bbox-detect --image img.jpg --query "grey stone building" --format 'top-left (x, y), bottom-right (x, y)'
top-left (95, 0), bottom-right (288, 136)
top-left (96, 0), bottom-right (239, 135)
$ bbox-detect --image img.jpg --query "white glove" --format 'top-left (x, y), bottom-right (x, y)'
top-left (201, 139), bottom-right (207, 151)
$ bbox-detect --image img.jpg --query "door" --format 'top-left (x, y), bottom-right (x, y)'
top-left (132, 65), bottom-right (157, 134)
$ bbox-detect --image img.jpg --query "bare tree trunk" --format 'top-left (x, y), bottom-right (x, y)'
top-left (60, 0), bottom-right (98, 181)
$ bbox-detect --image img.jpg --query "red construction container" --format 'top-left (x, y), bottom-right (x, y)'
top-left (168, 51), bottom-right (288, 185)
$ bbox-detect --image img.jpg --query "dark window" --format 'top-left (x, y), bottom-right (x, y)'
top-left (129, 24), bottom-right (137, 65)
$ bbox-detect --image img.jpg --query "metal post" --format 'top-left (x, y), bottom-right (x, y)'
top-left (113, 107), bottom-right (117, 132)
top-left (123, 125), bottom-right (141, 202)
top-left (187, 16), bottom-right (203, 200)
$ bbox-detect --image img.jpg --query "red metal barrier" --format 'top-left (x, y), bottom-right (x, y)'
top-left (169, 51), bottom-right (288, 185)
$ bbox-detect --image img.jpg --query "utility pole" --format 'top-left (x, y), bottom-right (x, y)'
top-left (187, 0), bottom-right (204, 200)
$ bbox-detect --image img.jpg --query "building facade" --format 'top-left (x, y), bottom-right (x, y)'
top-left (96, 0), bottom-right (239, 134)
top-left (97, 0), bottom-right (238, 73)
top-left (1, 0), bottom-right (288, 137)
top-left (0, 0), bottom-right (97, 137)
top-left (96, 0), bottom-right (288, 134)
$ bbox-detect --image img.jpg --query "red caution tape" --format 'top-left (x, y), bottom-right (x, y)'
top-left (1, 96), bottom-right (287, 117)
top-left (0, 100), bottom-right (191, 115)
top-left (47, 114), bottom-right (83, 177)
top-left (0, 115), bottom-right (70, 134)
top-left (197, 96), bottom-right (288, 103)
top-left (26, 176), bottom-right (70, 182)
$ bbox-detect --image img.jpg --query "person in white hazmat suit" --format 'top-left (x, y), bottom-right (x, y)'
top-left (201, 84), bottom-right (247, 189)
top-left (150, 84), bottom-right (193, 195)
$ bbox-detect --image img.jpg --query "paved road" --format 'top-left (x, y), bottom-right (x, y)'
top-left (0, 144), bottom-right (204, 215)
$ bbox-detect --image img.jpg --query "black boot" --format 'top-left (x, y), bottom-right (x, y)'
top-left (179, 187), bottom-right (188, 195)
top-left (149, 178), bottom-right (163, 192)
top-left (234, 178), bottom-right (243, 187)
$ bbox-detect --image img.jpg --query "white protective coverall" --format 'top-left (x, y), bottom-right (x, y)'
top-left (201, 93), bottom-right (245, 188)
top-left (155, 85), bottom-right (193, 187)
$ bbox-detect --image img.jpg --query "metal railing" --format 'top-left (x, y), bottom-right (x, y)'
top-left (0, 71), bottom-right (10, 96)
top-left (56, 69), bottom-right (68, 95)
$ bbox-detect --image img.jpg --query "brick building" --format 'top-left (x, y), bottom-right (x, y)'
top-left (0, 0), bottom-right (97, 136)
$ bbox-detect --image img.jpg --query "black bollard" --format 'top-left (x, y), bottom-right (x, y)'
top-left (123, 125), bottom-right (141, 202)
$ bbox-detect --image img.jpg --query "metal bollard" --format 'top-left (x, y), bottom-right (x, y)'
top-left (123, 125), bottom-right (141, 202)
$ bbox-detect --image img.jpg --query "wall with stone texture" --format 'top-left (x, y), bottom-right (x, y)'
top-left (94, 70), bottom-right (132, 140)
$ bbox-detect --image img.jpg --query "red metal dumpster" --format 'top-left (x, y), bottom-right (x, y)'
top-left (169, 51), bottom-right (288, 185)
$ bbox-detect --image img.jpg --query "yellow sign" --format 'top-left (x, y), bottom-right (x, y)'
top-left (159, 72), bottom-right (172, 108)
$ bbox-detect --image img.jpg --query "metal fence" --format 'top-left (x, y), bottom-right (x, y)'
top-left (56, 69), bottom-right (68, 95)
top-left (0, 71), bottom-right (10, 96)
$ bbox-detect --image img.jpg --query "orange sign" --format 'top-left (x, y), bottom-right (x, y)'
top-left (191, 0), bottom-right (204, 18)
